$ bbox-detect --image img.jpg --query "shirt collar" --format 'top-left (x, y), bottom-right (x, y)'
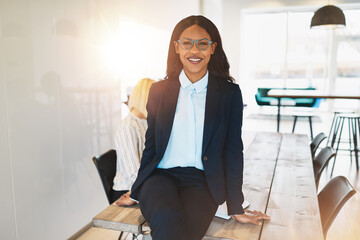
top-left (179, 70), bottom-right (208, 93)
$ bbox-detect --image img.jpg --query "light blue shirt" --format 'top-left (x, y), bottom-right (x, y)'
top-left (157, 70), bottom-right (208, 170)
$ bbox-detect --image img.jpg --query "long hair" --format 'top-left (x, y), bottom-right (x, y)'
top-left (128, 78), bottom-right (155, 118)
top-left (165, 15), bottom-right (234, 82)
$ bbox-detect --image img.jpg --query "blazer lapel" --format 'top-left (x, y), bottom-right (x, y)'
top-left (160, 78), bottom-right (180, 157)
top-left (202, 74), bottom-right (222, 154)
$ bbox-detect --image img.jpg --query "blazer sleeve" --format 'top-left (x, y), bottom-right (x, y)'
top-left (223, 85), bottom-right (245, 215)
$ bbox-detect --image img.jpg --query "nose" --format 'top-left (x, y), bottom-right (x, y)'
top-left (189, 42), bottom-right (200, 53)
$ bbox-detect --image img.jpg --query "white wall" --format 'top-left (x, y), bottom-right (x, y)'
top-left (0, 0), bottom-right (200, 239)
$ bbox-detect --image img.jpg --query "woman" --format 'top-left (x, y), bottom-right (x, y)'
top-left (115, 15), bottom-right (269, 240)
top-left (112, 78), bottom-right (155, 202)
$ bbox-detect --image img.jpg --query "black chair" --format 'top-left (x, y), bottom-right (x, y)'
top-left (92, 149), bottom-right (117, 205)
top-left (93, 150), bottom-right (138, 240)
top-left (318, 176), bottom-right (356, 239)
top-left (313, 147), bottom-right (336, 190)
top-left (310, 132), bottom-right (327, 160)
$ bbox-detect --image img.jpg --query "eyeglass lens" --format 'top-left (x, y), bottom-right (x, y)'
top-left (180, 39), bottom-right (210, 51)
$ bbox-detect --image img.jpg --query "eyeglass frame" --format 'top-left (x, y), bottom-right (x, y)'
top-left (177, 38), bottom-right (214, 51)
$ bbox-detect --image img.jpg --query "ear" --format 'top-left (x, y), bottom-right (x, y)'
top-left (174, 41), bottom-right (180, 54)
top-left (210, 42), bottom-right (217, 55)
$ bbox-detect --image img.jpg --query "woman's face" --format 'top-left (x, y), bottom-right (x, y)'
top-left (174, 24), bottom-right (217, 83)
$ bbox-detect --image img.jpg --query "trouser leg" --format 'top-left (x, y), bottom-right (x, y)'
top-left (138, 168), bottom-right (218, 240)
top-left (138, 171), bottom-right (188, 240)
top-left (180, 185), bottom-right (218, 240)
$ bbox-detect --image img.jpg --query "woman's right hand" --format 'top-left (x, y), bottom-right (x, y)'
top-left (113, 192), bottom-right (137, 206)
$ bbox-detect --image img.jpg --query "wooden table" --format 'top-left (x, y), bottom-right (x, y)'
top-left (267, 89), bottom-right (360, 132)
top-left (92, 132), bottom-right (324, 240)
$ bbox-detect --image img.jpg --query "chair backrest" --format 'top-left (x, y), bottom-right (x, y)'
top-left (313, 146), bottom-right (336, 190)
top-left (310, 132), bottom-right (327, 160)
top-left (318, 176), bottom-right (356, 238)
top-left (92, 149), bottom-right (117, 205)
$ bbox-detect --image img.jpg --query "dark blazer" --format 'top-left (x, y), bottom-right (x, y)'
top-left (130, 73), bottom-right (244, 215)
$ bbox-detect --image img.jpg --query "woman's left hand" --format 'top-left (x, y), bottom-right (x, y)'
top-left (231, 210), bottom-right (270, 225)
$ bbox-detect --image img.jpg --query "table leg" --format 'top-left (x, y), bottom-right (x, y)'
top-left (277, 97), bottom-right (281, 132)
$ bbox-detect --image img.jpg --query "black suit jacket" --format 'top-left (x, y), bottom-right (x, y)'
top-left (130, 73), bottom-right (245, 215)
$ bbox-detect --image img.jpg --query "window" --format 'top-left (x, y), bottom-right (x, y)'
top-left (240, 5), bottom-right (360, 109)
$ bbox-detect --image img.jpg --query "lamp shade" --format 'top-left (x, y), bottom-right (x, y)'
top-left (311, 5), bottom-right (346, 28)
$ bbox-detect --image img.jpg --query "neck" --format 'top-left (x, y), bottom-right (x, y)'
top-left (184, 70), bottom-right (207, 83)
top-left (131, 108), bottom-right (146, 119)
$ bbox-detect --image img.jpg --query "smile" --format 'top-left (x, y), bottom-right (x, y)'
top-left (188, 57), bottom-right (203, 64)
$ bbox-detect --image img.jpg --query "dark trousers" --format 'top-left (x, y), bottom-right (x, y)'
top-left (138, 167), bottom-right (218, 240)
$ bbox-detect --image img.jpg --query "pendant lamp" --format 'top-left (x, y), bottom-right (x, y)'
top-left (310, 5), bottom-right (346, 29)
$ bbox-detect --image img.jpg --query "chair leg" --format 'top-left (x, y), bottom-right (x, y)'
top-left (331, 116), bottom-right (340, 148)
top-left (309, 116), bottom-right (313, 140)
top-left (352, 117), bottom-right (359, 170)
top-left (327, 113), bottom-right (337, 146)
top-left (331, 117), bottom-right (345, 177)
top-left (348, 118), bottom-right (353, 163)
top-left (292, 116), bottom-right (298, 133)
top-left (118, 231), bottom-right (124, 240)
top-left (357, 118), bottom-right (360, 170)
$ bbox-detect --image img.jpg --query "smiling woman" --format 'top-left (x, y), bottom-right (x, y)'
top-left (114, 15), bottom-right (269, 240)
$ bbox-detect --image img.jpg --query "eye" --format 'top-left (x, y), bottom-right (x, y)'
top-left (182, 40), bottom-right (192, 46)
top-left (198, 41), bottom-right (209, 46)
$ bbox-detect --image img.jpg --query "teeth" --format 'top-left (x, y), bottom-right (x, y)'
top-left (189, 58), bottom-right (201, 62)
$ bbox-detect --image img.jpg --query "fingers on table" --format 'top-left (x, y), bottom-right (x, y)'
top-left (246, 216), bottom-right (262, 225)
top-left (246, 210), bottom-right (271, 220)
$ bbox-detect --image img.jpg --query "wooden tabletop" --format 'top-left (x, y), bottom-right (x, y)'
top-left (267, 89), bottom-right (360, 99)
top-left (92, 132), bottom-right (324, 240)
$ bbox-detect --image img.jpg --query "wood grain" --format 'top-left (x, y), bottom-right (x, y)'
top-left (260, 133), bottom-right (323, 240)
top-left (204, 132), bottom-right (282, 240)
top-left (92, 204), bottom-right (144, 234)
top-left (68, 222), bottom-right (121, 240)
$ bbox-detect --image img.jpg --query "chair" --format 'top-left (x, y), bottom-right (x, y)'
top-left (310, 132), bottom-right (327, 160)
top-left (318, 176), bottom-right (356, 239)
top-left (328, 113), bottom-right (360, 176)
top-left (313, 147), bottom-right (336, 190)
top-left (326, 110), bottom-right (355, 146)
top-left (92, 149), bottom-right (117, 205)
top-left (93, 149), bottom-right (129, 240)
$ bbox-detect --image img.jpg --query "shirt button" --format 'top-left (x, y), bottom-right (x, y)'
top-left (203, 156), bottom-right (208, 161)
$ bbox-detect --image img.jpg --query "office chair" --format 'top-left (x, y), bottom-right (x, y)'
top-left (93, 149), bottom-right (137, 240)
top-left (318, 176), bottom-right (356, 239)
top-left (310, 132), bottom-right (327, 160)
top-left (93, 149), bottom-right (117, 205)
top-left (313, 147), bottom-right (336, 190)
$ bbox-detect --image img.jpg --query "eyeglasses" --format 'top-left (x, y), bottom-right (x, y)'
top-left (177, 38), bottom-right (213, 51)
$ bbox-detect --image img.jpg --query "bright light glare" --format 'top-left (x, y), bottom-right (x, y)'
top-left (99, 18), bottom-right (169, 100)
top-left (100, 38), bottom-right (123, 75)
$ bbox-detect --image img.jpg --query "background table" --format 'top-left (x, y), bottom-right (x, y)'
top-left (92, 132), bottom-right (324, 240)
top-left (267, 89), bottom-right (360, 132)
